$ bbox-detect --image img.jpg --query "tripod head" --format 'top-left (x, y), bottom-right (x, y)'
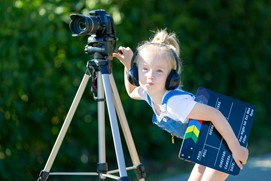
top-left (69, 9), bottom-right (117, 74)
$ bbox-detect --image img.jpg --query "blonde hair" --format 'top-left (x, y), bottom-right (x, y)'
top-left (136, 29), bottom-right (182, 74)
top-left (151, 29), bottom-right (180, 56)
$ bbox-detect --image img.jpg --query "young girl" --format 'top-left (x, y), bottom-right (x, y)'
top-left (113, 30), bottom-right (248, 181)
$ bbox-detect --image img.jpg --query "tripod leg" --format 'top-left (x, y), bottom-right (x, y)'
top-left (101, 73), bottom-right (129, 180)
top-left (96, 71), bottom-right (108, 179)
top-left (109, 74), bottom-right (146, 180)
top-left (38, 72), bottom-right (90, 181)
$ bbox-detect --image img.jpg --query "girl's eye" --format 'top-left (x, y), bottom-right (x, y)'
top-left (142, 67), bottom-right (148, 71)
top-left (156, 69), bottom-right (163, 73)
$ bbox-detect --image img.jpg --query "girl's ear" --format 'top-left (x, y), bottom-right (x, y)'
top-left (127, 50), bottom-right (139, 86)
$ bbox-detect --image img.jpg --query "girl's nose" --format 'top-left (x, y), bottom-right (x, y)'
top-left (146, 70), bottom-right (154, 79)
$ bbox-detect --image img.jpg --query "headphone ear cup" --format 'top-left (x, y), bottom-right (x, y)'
top-left (165, 70), bottom-right (180, 90)
top-left (127, 64), bottom-right (140, 86)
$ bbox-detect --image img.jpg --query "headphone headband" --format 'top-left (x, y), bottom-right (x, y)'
top-left (131, 42), bottom-right (180, 72)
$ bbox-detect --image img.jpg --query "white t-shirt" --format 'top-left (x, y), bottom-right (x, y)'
top-left (138, 88), bottom-right (197, 124)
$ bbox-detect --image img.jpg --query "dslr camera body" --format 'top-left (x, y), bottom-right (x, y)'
top-left (70, 9), bottom-right (117, 57)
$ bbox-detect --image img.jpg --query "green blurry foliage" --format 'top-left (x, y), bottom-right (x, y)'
top-left (0, 0), bottom-right (271, 180)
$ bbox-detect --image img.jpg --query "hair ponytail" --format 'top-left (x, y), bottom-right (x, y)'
top-left (151, 29), bottom-right (180, 56)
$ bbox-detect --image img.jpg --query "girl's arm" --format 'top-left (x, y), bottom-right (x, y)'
top-left (187, 103), bottom-right (249, 170)
top-left (113, 47), bottom-right (142, 100)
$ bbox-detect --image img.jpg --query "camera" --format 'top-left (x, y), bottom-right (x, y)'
top-left (69, 9), bottom-right (115, 37)
top-left (69, 9), bottom-right (117, 58)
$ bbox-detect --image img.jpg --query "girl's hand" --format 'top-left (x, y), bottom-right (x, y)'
top-left (113, 46), bottom-right (133, 69)
top-left (232, 145), bottom-right (249, 170)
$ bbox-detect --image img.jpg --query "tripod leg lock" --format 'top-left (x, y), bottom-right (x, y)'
top-left (135, 163), bottom-right (146, 179)
top-left (118, 176), bottom-right (130, 181)
top-left (97, 162), bottom-right (108, 173)
top-left (37, 170), bottom-right (49, 181)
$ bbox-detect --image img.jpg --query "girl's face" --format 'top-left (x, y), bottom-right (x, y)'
top-left (137, 48), bottom-right (171, 96)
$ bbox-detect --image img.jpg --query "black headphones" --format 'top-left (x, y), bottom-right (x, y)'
top-left (127, 46), bottom-right (180, 90)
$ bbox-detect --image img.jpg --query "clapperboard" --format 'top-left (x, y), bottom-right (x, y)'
top-left (178, 87), bottom-right (255, 175)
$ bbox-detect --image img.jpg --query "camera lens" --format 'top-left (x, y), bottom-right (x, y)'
top-left (70, 15), bottom-right (88, 35)
top-left (78, 21), bottom-right (86, 31)
top-left (70, 14), bottom-right (101, 36)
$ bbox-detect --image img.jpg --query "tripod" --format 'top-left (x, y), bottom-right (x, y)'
top-left (37, 41), bottom-right (146, 181)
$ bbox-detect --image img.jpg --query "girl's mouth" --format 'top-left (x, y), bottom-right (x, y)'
top-left (146, 81), bottom-right (154, 86)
